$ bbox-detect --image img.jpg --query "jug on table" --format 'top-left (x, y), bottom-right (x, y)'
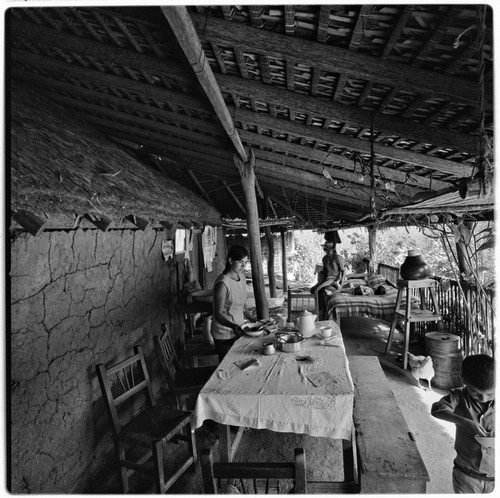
top-left (297, 310), bottom-right (317, 338)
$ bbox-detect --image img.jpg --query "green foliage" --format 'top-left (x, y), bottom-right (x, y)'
top-left (289, 230), bottom-right (323, 283)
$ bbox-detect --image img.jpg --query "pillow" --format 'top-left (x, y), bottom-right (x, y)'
top-left (366, 274), bottom-right (386, 288)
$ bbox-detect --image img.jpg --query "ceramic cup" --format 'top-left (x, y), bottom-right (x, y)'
top-left (262, 342), bottom-right (276, 355)
top-left (320, 326), bottom-right (333, 338)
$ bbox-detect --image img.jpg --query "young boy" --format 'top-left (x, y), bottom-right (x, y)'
top-left (431, 354), bottom-right (495, 493)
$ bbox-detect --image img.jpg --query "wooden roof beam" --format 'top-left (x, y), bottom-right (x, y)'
top-left (12, 49), bottom-right (210, 113)
top-left (161, 6), bottom-right (247, 162)
top-left (191, 11), bottom-right (488, 107)
top-left (217, 73), bottom-right (478, 155)
top-left (145, 142), bottom-right (397, 206)
top-left (186, 168), bottom-right (214, 204)
top-left (222, 180), bottom-right (246, 215)
top-left (11, 18), bottom-right (193, 86)
top-left (238, 129), bottom-right (449, 191)
top-left (232, 105), bottom-right (468, 179)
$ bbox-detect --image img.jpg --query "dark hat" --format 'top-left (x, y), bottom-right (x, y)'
top-left (322, 241), bottom-right (336, 249)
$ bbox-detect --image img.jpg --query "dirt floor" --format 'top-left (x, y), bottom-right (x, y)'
top-left (95, 314), bottom-right (456, 494)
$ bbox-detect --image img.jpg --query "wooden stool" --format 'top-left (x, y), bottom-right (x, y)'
top-left (385, 279), bottom-right (442, 370)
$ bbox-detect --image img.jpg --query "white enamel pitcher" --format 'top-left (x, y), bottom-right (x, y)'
top-left (297, 310), bottom-right (317, 338)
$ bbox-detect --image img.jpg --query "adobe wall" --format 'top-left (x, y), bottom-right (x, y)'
top-left (9, 226), bottom-right (225, 492)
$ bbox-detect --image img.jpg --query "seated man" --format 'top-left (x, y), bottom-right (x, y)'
top-left (310, 241), bottom-right (345, 318)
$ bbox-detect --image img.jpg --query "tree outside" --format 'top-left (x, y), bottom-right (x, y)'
top-left (289, 224), bottom-right (495, 285)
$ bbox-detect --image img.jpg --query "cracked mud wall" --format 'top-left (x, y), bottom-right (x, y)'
top-left (9, 226), bottom-right (196, 493)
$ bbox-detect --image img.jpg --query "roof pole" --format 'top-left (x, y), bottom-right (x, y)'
top-left (161, 6), bottom-right (248, 162)
top-left (234, 149), bottom-right (269, 320)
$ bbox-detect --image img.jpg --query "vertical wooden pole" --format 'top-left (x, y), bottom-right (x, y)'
top-left (263, 195), bottom-right (276, 298)
top-left (280, 228), bottom-right (288, 293)
top-left (234, 149), bottom-right (269, 320)
top-left (368, 225), bottom-right (378, 273)
top-left (455, 221), bottom-right (473, 281)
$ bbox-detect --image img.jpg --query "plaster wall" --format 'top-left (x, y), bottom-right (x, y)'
top-left (9, 226), bottom-right (223, 492)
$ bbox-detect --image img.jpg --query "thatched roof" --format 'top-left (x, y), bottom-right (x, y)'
top-left (10, 83), bottom-right (222, 230)
top-left (8, 4), bottom-right (494, 230)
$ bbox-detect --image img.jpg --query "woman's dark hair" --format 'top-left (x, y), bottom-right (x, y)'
top-left (224, 245), bottom-right (249, 272)
top-left (461, 354), bottom-right (495, 390)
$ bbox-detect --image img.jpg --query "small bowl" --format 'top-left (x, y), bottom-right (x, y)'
top-left (243, 328), bottom-right (265, 338)
top-left (242, 321), bottom-right (266, 337)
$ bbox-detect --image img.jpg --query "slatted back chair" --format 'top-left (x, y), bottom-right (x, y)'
top-left (201, 447), bottom-right (306, 494)
top-left (287, 288), bottom-right (319, 322)
top-left (154, 323), bottom-right (216, 411)
top-left (96, 345), bottom-right (197, 493)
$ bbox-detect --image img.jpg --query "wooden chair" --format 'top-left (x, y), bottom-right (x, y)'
top-left (154, 323), bottom-right (216, 410)
top-left (201, 447), bottom-right (307, 494)
top-left (287, 288), bottom-right (319, 322)
top-left (175, 301), bottom-right (218, 367)
top-left (96, 345), bottom-right (197, 493)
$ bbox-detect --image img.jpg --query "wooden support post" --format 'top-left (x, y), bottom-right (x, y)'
top-left (368, 225), bottom-right (378, 273)
top-left (12, 210), bottom-right (47, 236)
top-left (280, 228), bottom-right (288, 293)
top-left (234, 148), bottom-right (268, 320)
top-left (455, 221), bottom-right (473, 281)
top-left (162, 6), bottom-right (247, 161)
top-left (263, 194), bottom-right (277, 298)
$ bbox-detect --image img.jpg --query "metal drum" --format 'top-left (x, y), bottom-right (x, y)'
top-left (425, 332), bottom-right (463, 389)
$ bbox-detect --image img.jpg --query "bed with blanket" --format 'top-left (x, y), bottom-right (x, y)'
top-left (325, 273), bottom-right (403, 324)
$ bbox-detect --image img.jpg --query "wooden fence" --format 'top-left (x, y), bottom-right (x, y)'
top-left (377, 263), bottom-right (495, 357)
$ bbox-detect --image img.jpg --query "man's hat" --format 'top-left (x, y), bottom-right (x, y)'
top-left (322, 241), bottom-right (336, 249)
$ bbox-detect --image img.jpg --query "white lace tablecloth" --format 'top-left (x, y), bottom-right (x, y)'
top-left (193, 320), bottom-right (354, 440)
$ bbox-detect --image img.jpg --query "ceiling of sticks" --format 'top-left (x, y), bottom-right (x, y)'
top-left (8, 4), bottom-right (494, 230)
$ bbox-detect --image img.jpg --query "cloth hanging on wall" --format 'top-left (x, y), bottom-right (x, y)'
top-left (185, 230), bottom-right (194, 259)
top-left (202, 226), bottom-right (217, 272)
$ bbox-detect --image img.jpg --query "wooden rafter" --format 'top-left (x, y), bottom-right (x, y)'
top-left (161, 6), bottom-right (247, 161)
top-left (217, 73), bottom-right (479, 154)
top-left (192, 11), bottom-right (487, 106)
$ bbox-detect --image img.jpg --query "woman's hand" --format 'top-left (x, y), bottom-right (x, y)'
top-left (233, 325), bottom-right (244, 337)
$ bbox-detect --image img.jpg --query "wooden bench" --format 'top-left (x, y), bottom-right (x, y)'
top-left (348, 356), bottom-right (430, 494)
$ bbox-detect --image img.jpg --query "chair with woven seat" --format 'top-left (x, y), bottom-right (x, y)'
top-left (154, 323), bottom-right (216, 411)
top-left (201, 447), bottom-right (307, 494)
top-left (96, 345), bottom-right (197, 493)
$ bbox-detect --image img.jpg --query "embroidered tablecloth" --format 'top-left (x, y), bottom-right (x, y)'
top-left (193, 320), bottom-right (354, 440)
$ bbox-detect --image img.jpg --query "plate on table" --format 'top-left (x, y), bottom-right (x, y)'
top-left (242, 321), bottom-right (270, 337)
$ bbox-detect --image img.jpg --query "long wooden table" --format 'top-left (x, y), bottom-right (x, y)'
top-left (193, 321), bottom-right (355, 463)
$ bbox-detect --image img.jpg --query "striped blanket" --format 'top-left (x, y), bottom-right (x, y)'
top-left (326, 286), bottom-right (401, 322)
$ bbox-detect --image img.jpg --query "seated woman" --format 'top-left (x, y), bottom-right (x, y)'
top-left (211, 245), bottom-right (255, 361)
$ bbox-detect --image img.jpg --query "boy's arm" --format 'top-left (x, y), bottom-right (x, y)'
top-left (431, 397), bottom-right (490, 437)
